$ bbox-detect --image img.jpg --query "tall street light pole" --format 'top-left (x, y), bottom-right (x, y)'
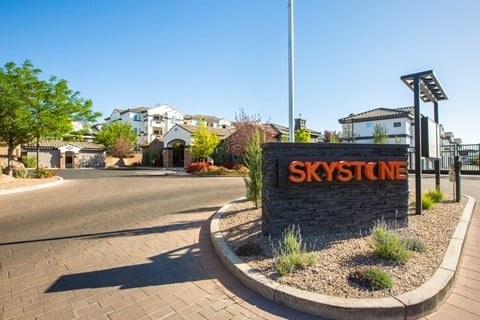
top-left (288, 0), bottom-right (295, 142)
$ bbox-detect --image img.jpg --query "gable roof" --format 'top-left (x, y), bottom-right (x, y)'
top-left (183, 114), bottom-right (221, 123)
top-left (267, 123), bottom-right (323, 139)
top-left (338, 107), bottom-right (414, 124)
top-left (120, 107), bottom-right (149, 114)
top-left (174, 124), bottom-right (234, 139)
top-left (23, 141), bottom-right (105, 151)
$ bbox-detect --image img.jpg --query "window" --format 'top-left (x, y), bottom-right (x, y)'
top-left (393, 122), bottom-right (401, 128)
top-left (133, 114), bottom-right (141, 121)
top-left (153, 115), bottom-right (162, 121)
top-left (366, 123), bottom-right (372, 128)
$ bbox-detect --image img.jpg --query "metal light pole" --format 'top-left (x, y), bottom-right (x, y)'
top-left (288, 0), bottom-right (295, 142)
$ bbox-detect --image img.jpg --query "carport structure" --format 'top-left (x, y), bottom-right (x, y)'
top-left (401, 70), bottom-right (448, 214)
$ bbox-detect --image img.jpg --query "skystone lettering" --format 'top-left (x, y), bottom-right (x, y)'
top-left (288, 160), bottom-right (408, 183)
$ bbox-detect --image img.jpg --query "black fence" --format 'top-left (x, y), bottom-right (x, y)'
top-left (408, 144), bottom-right (480, 175)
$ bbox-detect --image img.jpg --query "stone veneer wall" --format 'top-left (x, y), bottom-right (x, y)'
top-left (262, 143), bottom-right (409, 238)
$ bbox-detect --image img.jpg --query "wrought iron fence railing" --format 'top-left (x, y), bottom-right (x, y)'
top-left (407, 144), bottom-right (480, 174)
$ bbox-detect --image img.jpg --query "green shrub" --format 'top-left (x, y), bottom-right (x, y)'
top-left (372, 224), bottom-right (412, 263)
top-left (401, 238), bottom-right (427, 252)
top-left (32, 167), bottom-right (56, 178)
top-left (20, 156), bottom-right (37, 168)
top-left (12, 168), bottom-right (28, 178)
top-left (426, 189), bottom-right (444, 203)
top-left (244, 129), bottom-right (262, 208)
top-left (273, 225), bottom-right (316, 276)
top-left (349, 267), bottom-right (393, 290)
top-left (422, 194), bottom-right (434, 210)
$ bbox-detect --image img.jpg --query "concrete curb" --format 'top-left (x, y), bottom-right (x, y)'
top-left (0, 177), bottom-right (64, 196)
top-left (210, 195), bottom-right (476, 320)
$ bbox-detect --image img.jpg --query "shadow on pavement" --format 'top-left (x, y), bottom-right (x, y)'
top-left (0, 221), bottom-right (202, 246)
top-left (46, 242), bottom-right (204, 292)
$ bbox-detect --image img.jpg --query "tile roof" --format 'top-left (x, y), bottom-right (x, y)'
top-left (175, 124), bottom-right (234, 138)
top-left (183, 114), bottom-right (220, 122)
top-left (268, 123), bottom-right (323, 138)
top-left (23, 141), bottom-right (105, 150)
top-left (338, 107), bottom-right (414, 124)
top-left (121, 107), bottom-right (149, 114)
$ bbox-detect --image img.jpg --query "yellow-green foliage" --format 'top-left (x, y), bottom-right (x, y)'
top-left (426, 189), bottom-right (444, 203)
top-left (422, 194), bottom-right (434, 210)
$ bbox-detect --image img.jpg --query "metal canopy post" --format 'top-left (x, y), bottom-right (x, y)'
top-left (413, 77), bottom-right (422, 215)
top-left (400, 70), bottom-right (448, 215)
top-left (434, 101), bottom-right (440, 190)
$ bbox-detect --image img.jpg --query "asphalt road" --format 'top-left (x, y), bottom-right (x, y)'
top-left (0, 170), bottom-right (245, 244)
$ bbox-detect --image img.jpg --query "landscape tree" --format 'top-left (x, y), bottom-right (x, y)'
top-left (295, 128), bottom-right (311, 142)
top-left (225, 108), bottom-right (276, 160)
top-left (244, 128), bottom-right (262, 208)
top-left (189, 119), bottom-right (220, 167)
top-left (324, 130), bottom-right (340, 143)
top-left (63, 125), bottom-right (93, 142)
top-left (0, 60), bottom-right (100, 175)
top-left (342, 126), bottom-right (356, 143)
top-left (372, 124), bottom-right (389, 144)
top-left (110, 137), bottom-right (134, 159)
top-left (94, 122), bottom-right (137, 154)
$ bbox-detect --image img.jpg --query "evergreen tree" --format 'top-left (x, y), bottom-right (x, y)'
top-left (244, 129), bottom-right (262, 208)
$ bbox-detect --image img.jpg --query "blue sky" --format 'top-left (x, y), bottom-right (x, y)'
top-left (1, 0), bottom-right (479, 143)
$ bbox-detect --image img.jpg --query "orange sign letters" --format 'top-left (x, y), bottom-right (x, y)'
top-left (288, 160), bottom-right (408, 183)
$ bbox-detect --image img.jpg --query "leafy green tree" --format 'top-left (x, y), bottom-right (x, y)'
top-left (189, 120), bottom-right (220, 164)
top-left (63, 125), bottom-right (92, 142)
top-left (373, 124), bottom-right (389, 144)
top-left (244, 129), bottom-right (262, 208)
top-left (294, 128), bottom-right (311, 142)
top-left (0, 60), bottom-right (100, 175)
top-left (94, 122), bottom-right (137, 153)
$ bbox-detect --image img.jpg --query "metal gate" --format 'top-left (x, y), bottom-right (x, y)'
top-left (408, 144), bottom-right (480, 174)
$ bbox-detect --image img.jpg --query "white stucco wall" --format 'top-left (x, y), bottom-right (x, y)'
top-left (163, 126), bottom-right (192, 147)
top-left (342, 117), bottom-right (413, 145)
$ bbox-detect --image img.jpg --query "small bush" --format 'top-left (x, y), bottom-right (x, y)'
top-left (348, 267), bottom-right (393, 291)
top-left (232, 163), bottom-right (248, 172)
top-left (422, 194), bottom-right (434, 210)
top-left (426, 189), bottom-right (444, 203)
top-left (21, 156), bottom-right (37, 168)
top-left (221, 161), bottom-right (237, 169)
top-left (12, 168), bottom-right (28, 178)
top-left (401, 238), bottom-right (427, 252)
top-left (184, 161), bottom-right (210, 173)
top-left (273, 225), bottom-right (316, 276)
top-left (372, 224), bottom-right (412, 263)
top-left (32, 167), bottom-right (56, 178)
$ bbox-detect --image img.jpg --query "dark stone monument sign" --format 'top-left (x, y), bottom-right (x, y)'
top-left (262, 143), bottom-right (409, 237)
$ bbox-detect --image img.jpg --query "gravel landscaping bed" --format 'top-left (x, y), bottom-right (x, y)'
top-left (0, 175), bottom-right (58, 190)
top-left (219, 193), bottom-right (467, 299)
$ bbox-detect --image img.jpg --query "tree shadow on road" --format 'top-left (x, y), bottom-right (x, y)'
top-left (0, 221), bottom-right (202, 246)
top-left (45, 242), bottom-right (205, 292)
